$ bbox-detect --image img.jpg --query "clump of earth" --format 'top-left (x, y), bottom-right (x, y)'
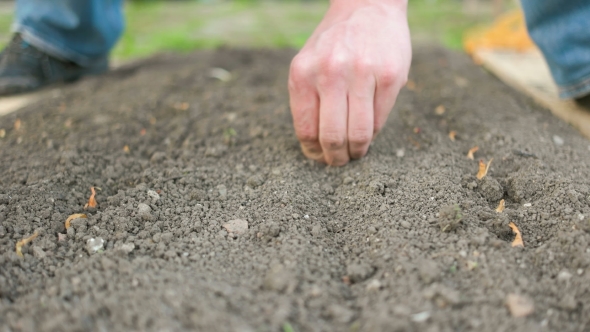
top-left (0, 46), bottom-right (589, 331)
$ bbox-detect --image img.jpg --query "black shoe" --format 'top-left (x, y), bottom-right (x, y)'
top-left (575, 93), bottom-right (590, 110)
top-left (0, 34), bottom-right (109, 96)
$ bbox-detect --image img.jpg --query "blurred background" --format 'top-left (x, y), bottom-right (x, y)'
top-left (0, 0), bottom-right (507, 62)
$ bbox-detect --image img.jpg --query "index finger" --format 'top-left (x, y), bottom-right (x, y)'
top-left (289, 76), bottom-right (324, 162)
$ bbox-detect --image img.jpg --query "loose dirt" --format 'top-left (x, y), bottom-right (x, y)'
top-left (1, 46), bottom-right (589, 332)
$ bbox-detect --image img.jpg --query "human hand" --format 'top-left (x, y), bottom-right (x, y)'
top-left (288, 0), bottom-right (411, 166)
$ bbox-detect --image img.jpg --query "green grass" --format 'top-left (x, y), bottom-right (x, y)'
top-left (114, 0), bottom-right (493, 60)
top-left (0, 0), bottom-right (495, 61)
top-left (0, 13), bottom-right (12, 44)
top-left (112, 0), bottom-right (326, 60)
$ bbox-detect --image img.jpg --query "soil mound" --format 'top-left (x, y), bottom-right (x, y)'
top-left (1, 46), bottom-right (589, 331)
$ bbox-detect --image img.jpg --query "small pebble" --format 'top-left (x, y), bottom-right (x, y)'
top-left (137, 203), bottom-right (152, 220)
top-left (223, 219), bottom-right (248, 235)
top-left (32, 246), bottom-right (46, 259)
top-left (411, 311), bottom-right (431, 323)
top-left (400, 220), bottom-right (411, 229)
top-left (304, 215), bottom-right (309, 219)
top-left (161, 232), bottom-right (173, 244)
top-left (260, 221), bottom-right (280, 238)
top-left (118, 243), bottom-right (135, 254)
top-left (366, 279), bottom-right (382, 292)
top-left (217, 184), bottom-right (228, 200)
top-left (86, 237), bottom-right (105, 254)
top-left (396, 149), bottom-right (405, 158)
top-left (311, 225), bottom-right (323, 237)
top-left (147, 190), bottom-right (160, 201)
top-left (552, 135), bottom-right (564, 146)
top-left (557, 270), bottom-right (573, 282)
top-left (505, 293), bottom-right (534, 317)
top-left (246, 174), bottom-right (265, 188)
top-left (523, 203), bottom-right (532, 207)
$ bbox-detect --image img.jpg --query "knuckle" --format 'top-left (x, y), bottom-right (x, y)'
top-left (297, 129), bottom-right (318, 143)
top-left (325, 54), bottom-right (348, 74)
top-left (320, 131), bottom-right (346, 150)
top-left (289, 55), bottom-right (314, 83)
top-left (353, 58), bottom-right (373, 76)
top-left (348, 129), bottom-right (372, 145)
top-left (378, 66), bottom-right (398, 87)
top-left (318, 54), bottom-right (348, 83)
top-left (295, 121), bottom-right (318, 143)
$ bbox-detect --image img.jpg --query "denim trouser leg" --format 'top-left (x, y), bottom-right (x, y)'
top-left (12, 0), bottom-right (124, 67)
top-left (521, 0), bottom-right (590, 99)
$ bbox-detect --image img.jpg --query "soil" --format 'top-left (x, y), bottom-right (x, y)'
top-left (1, 46), bottom-right (590, 332)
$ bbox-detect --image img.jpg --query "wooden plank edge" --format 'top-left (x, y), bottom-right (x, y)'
top-left (475, 49), bottom-right (590, 139)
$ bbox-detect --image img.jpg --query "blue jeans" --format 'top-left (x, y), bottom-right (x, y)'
top-left (12, 0), bottom-right (124, 67)
top-left (10, 0), bottom-right (590, 99)
top-left (521, 0), bottom-right (590, 99)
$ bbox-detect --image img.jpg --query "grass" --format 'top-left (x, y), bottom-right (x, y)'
top-left (112, 0), bottom-right (326, 60)
top-left (0, 0), bottom-right (495, 61)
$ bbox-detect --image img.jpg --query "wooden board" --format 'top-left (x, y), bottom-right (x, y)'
top-left (475, 48), bottom-right (590, 138)
top-left (0, 94), bottom-right (38, 117)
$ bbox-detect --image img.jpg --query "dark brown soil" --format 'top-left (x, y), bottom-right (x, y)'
top-left (1, 46), bottom-right (590, 332)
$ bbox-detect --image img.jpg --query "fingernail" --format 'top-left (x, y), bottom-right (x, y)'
top-left (301, 144), bottom-right (323, 160)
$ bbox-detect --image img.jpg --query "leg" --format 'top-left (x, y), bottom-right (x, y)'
top-left (0, 0), bottom-right (124, 95)
top-left (13, 0), bottom-right (125, 66)
top-left (521, 0), bottom-right (590, 99)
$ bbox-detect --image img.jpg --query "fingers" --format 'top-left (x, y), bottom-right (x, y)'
top-left (318, 87), bottom-right (349, 166)
top-left (347, 74), bottom-right (376, 159)
top-left (289, 56), bottom-right (324, 162)
top-left (290, 52), bottom-right (407, 166)
top-left (374, 65), bottom-right (406, 133)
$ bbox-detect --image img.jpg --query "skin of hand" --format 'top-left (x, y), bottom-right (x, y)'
top-left (288, 0), bottom-right (411, 166)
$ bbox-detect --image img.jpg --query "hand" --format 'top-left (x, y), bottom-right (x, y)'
top-left (288, 0), bottom-right (411, 166)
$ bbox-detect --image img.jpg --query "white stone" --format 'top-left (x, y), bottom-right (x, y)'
top-left (557, 270), bottom-right (573, 282)
top-left (147, 190), bottom-right (160, 201)
top-left (86, 237), bottom-right (104, 254)
top-left (552, 135), bottom-right (564, 146)
top-left (222, 219), bottom-right (248, 235)
top-left (209, 67), bottom-right (232, 82)
top-left (505, 293), bottom-right (534, 317)
top-left (366, 279), bottom-right (382, 292)
top-left (411, 311), bottom-right (431, 323)
top-left (118, 243), bottom-right (135, 254)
